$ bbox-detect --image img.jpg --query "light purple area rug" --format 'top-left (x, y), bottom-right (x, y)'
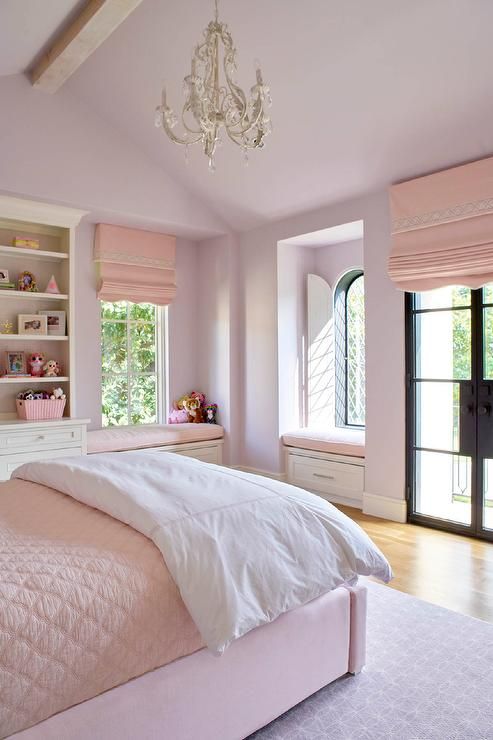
top-left (250, 581), bottom-right (493, 740)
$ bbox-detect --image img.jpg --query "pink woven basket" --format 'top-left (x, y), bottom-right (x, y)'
top-left (16, 399), bottom-right (66, 421)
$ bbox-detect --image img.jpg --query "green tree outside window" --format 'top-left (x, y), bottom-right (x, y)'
top-left (101, 301), bottom-right (160, 426)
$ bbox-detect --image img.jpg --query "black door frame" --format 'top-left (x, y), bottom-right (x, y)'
top-left (406, 289), bottom-right (493, 541)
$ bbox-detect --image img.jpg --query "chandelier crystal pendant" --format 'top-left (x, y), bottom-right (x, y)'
top-left (154, 0), bottom-right (272, 172)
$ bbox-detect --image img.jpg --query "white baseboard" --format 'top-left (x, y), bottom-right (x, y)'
top-left (231, 465), bottom-right (286, 482)
top-left (362, 492), bottom-right (407, 523)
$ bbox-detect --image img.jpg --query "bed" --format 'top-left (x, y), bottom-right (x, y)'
top-left (0, 452), bottom-right (390, 740)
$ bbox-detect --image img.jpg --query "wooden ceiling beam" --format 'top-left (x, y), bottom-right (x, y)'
top-left (30, 0), bottom-right (145, 93)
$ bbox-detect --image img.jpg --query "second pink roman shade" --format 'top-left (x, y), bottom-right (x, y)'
top-left (94, 224), bottom-right (176, 305)
top-left (389, 156), bottom-right (493, 291)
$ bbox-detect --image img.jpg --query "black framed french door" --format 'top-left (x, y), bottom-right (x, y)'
top-left (406, 284), bottom-right (493, 540)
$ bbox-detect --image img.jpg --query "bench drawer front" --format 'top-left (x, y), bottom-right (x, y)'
top-left (0, 447), bottom-right (83, 481)
top-left (168, 446), bottom-right (221, 464)
top-left (288, 453), bottom-right (364, 496)
top-left (0, 426), bottom-right (82, 455)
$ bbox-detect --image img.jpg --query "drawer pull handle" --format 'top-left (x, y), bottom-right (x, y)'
top-left (313, 473), bottom-right (335, 480)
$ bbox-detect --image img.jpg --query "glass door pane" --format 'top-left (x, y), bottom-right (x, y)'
top-left (480, 285), bottom-right (493, 534)
top-left (410, 288), bottom-right (473, 527)
top-left (483, 459), bottom-right (493, 531)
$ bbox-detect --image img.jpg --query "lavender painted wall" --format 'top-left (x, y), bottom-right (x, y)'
top-left (314, 239), bottom-right (364, 288)
top-left (239, 192), bottom-right (406, 507)
top-left (277, 244), bottom-right (314, 435)
top-left (197, 234), bottom-right (241, 466)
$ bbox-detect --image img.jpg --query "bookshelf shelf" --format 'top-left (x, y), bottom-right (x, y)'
top-left (0, 245), bottom-right (68, 262)
top-left (0, 376), bottom-right (69, 385)
top-left (0, 290), bottom-right (68, 301)
top-left (0, 334), bottom-right (68, 342)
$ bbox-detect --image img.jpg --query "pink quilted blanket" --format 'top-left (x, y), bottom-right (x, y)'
top-left (0, 479), bottom-right (204, 738)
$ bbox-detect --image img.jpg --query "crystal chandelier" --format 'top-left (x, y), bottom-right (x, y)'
top-left (155, 0), bottom-right (272, 172)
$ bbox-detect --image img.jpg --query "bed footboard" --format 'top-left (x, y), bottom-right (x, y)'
top-left (14, 585), bottom-right (367, 740)
top-left (346, 583), bottom-right (368, 674)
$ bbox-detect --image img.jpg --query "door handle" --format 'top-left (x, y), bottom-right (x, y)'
top-left (478, 403), bottom-right (491, 416)
top-left (460, 404), bottom-right (474, 416)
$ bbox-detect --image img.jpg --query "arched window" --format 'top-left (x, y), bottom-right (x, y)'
top-left (334, 270), bottom-right (365, 427)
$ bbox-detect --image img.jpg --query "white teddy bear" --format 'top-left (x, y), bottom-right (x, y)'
top-left (50, 387), bottom-right (66, 401)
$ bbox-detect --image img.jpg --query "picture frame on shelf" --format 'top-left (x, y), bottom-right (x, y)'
top-left (5, 351), bottom-right (27, 375)
top-left (38, 310), bottom-right (66, 336)
top-left (17, 271), bottom-right (37, 292)
top-left (18, 314), bottom-right (48, 336)
top-left (0, 269), bottom-right (9, 283)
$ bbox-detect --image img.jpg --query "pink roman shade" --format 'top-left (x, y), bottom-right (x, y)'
top-left (389, 156), bottom-right (493, 291)
top-left (94, 224), bottom-right (176, 305)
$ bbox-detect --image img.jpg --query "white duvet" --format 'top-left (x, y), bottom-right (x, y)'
top-left (14, 451), bottom-right (392, 653)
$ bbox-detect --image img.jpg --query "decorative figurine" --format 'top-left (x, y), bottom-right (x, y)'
top-left (45, 275), bottom-right (61, 294)
top-left (43, 359), bottom-right (60, 377)
top-left (29, 352), bottom-right (45, 377)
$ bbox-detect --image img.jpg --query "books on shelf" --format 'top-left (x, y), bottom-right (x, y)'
top-left (0, 283), bottom-right (15, 289)
top-left (13, 237), bottom-right (39, 249)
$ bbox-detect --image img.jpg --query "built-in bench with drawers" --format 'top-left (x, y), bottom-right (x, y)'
top-left (87, 423), bottom-right (224, 464)
top-left (283, 427), bottom-right (365, 509)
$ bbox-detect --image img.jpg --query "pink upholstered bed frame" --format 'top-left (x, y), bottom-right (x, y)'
top-left (14, 584), bottom-right (367, 740)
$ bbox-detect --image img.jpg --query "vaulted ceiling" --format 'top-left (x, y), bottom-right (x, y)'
top-left (2, 0), bottom-right (493, 232)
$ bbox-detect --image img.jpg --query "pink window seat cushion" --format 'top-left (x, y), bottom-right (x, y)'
top-left (87, 423), bottom-right (224, 454)
top-left (282, 427), bottom-right (365, 458)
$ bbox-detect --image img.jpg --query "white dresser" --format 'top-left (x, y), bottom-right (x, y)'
top-left (0, 418), bottom-right (90, 481)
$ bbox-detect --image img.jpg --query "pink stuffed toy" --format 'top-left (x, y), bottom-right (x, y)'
top-left (29, 352), bottom-right (45, 377)
top-left (168, 403), bottom-right (189, 424)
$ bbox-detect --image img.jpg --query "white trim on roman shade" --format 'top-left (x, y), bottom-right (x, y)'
top-left (389, 156), bottom-right (493, 291)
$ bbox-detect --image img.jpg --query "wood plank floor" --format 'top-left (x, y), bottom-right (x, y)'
top-left (338, 505), bottom-right (493, 624)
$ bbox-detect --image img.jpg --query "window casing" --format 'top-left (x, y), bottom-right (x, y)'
top-left (101, 301), bottom-right (164, 427)
top-left (334, 271), bottom-right (365, 427)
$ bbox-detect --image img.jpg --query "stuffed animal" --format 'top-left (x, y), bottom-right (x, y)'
top-left (29, 352), bottom-right (45, 377)
top-left (49, 387), bottom-right (66, 401)
top-left (43, 359), bottom-right (60, 377)
top-left (183, 396), bottom-right (204, 423)
top-left (168, 402), bottom-right (189, 424)
top-left (204, 403), bottom-right (218, 424)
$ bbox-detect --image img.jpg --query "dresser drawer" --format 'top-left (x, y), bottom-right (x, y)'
top-left (288, 453), bottom-right (364, 497)
top-left (0, 426), bottom-right (82, 455)
top-left (0, 447), bottom-right (83, 480)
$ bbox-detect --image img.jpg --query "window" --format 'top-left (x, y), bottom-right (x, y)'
top-left (334, 271), bottom-right (365, 427)
top-left (101, 301), bottom-right (162, 426)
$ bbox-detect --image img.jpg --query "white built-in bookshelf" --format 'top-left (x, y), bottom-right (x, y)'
top-left (0, 196), bottom-right (87, 420)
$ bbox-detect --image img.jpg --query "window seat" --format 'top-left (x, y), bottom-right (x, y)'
top-left (282, 427), bottom-right (365, 458)
top-left (87, 423), bottom-right (224, 460)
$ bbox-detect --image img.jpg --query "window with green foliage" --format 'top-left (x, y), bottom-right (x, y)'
top-left (101, 302), bottom-right (161, 427)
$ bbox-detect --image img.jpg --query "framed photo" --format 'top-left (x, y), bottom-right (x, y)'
top-left (0, 269), bottom-right (9, 283)
top-left (18, 314), bottom-right (47, 336)
top-left (17, 271), bottom-right (37, 292)
top-left (5, 351), bottom-right (26, 375)
top-left (38, 310), bottom-right (66, 336)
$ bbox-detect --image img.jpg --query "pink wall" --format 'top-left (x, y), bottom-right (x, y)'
top-left (0, 74), bottom-right (226, 239)
top-left (277, 244), bottom-right (314, 435)
top-left (197, 234), bottom-right (241, 466)
top-left (239, 192), bottom-right (406, 506)
top-left (314, 239), bottom-right (364, 288)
